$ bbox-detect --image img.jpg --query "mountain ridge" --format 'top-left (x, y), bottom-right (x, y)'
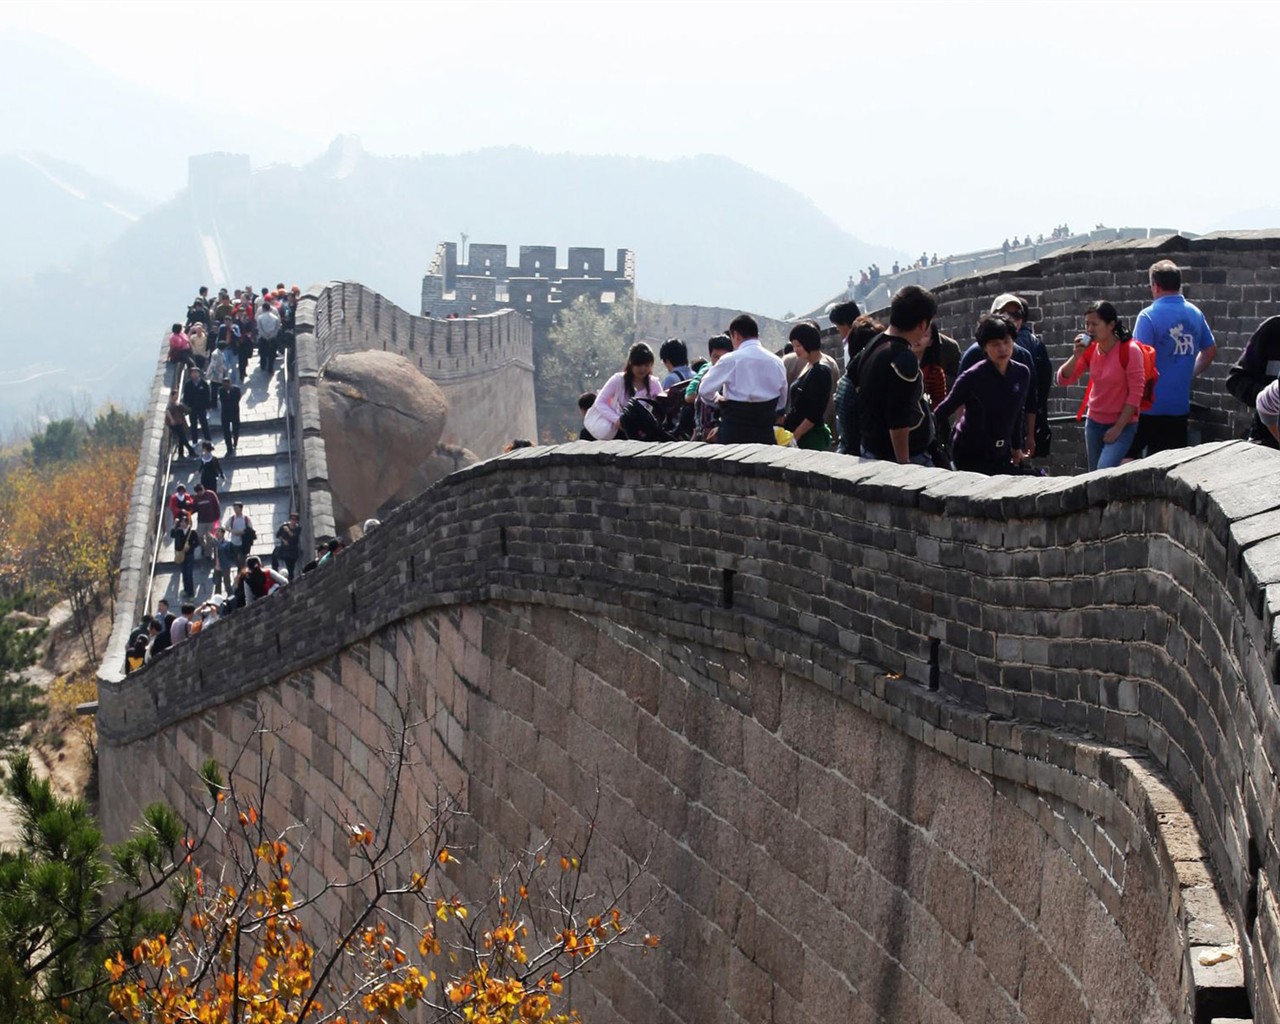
top-left (0, 137), bottom-right (895, 429)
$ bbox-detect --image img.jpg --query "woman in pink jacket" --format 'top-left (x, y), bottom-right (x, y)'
top-left (1056, 301), bottom-right (1145, 471)
top-left (584, 343), bottom-right (664, 440)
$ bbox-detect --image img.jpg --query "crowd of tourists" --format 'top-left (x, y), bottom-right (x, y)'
top-left (577, 258), bottom-right (1255, 477)
top-left (127, 284), bottom-right (344, 672)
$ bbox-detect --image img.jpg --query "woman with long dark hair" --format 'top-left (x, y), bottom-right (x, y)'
top-left (1056, 301), bottom-right (1144, 470)
top-left (583, 343), bottom-right (664, 440)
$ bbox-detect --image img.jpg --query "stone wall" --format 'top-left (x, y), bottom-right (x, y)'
top-left (872, 231), bottom-right (1280, 474)
top-left (636, 301), bottom-right (793, 356)
top-left (98, 353), bottom-right (186, 686)
top-left (835, 227), bottom-right (1183, 316)
top-left (99, 440), bottom-right (1280, 1021)
top-left (290, 280), bottom-right (537, 546)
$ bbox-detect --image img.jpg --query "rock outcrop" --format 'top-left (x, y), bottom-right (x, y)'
top-left (381, 443), bottom-right (479, 518)
top-left (317, 351), bottom-right (448, 531)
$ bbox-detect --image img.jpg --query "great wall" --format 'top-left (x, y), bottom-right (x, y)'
top-left (97, 234), bottom-right (1280, 1022)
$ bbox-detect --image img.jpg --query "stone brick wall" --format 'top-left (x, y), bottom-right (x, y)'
top-left (98, 351), bottom-right (188, 686)
top-left (289, 280), bottom-right (538, 549)
top-left (636, 301), bottom-right (793, 356)
top-left (99, 440), bottom-right (1280, 1021)
top-left (306, 280), bottom-right (536, 454)
top-left (870, 231), bottom-right (1280, 475)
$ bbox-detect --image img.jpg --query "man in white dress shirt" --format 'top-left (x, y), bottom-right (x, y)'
top-left (694, 314), bottom-right (789, 444)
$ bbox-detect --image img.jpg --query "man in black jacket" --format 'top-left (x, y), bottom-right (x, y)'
top-left (183, 365), bottom-right (213, 444)
top-left (1226, 315), bottom-right (1280, 448)
top-left (855, 286), bottom-right (938, 464)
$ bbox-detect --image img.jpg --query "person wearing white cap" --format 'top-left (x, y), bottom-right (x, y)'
top-left (990, 293), bottom-right (1052, 458)
top-left (957, 294), bottom-right (1041, 458)
top-left (1255, 379), bottom-right (1280, 444)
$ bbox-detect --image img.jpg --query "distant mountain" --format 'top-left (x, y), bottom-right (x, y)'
top-left (204, 137), bottom-right (893, 313)
top-left (0, 152), bottom-right (151, 277)
top-left (0, 29), bottom-right (317, 200)
top-left (0, 138), bottom-right (894, 429)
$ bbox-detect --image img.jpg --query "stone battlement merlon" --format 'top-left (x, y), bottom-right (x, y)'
top-left (425, 242), bottom-right (632, 294)
top-left (421, 241), bottom-right (635, 336)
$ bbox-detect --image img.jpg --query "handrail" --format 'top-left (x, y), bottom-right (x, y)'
top-left (281, 341), bottom-right (299, 516)
top-left (140, 369), bottom-right (181, 632)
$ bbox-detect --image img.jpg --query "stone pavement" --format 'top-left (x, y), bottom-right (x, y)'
top-left (149, 363), bottom-right (300, 609)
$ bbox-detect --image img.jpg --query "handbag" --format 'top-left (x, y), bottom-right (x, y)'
top-left (582, 403), bottom-right (618, 441)
top-left (172, 527), bottom-right (187, 564)
top-left (583, 399), bottom-right (616, 440)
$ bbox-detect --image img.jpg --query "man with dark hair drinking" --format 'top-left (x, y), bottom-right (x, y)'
top-left (693, 314), bottom-right (788, 445)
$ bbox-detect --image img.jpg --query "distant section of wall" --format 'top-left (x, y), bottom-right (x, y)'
top-left (422, 242), bottom-right (634, 429)
top-left (636, 301), bottom-right (792, 355)
top-left (817, 227), bottom-right (1190, 319)
top-left (871, 231), bottom-right (1280, 474)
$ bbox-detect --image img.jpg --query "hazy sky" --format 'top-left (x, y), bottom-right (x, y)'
top-left (4, 0), bottom-right (1280, 257)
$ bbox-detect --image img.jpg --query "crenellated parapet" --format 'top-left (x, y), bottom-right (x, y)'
top-left (98, 440), bottom-right (1280, 1021)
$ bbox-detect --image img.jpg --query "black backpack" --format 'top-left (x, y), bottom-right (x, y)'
top-left (618, 399), bottom-right (673, 443)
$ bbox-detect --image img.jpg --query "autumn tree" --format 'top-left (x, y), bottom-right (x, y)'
top-left (2, 711), bottom-right (657, 1024)
top-left (0, 433), bottom-right (138, 658)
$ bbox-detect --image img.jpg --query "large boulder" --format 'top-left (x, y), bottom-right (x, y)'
top-left (380, 443), bottom-right (479, 517)
top-left (317, 351), bottom-right (448, 531)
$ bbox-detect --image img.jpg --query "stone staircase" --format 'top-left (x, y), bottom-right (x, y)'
top-left (147, 363), bottom-right (299, 608)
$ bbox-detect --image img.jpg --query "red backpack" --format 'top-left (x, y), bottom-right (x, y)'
top-left (1075, 339), bottom-right (1159, 420)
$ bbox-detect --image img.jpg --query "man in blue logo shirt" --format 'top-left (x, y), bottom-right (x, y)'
top-left (1129, 259), bottom-right (1216, 457)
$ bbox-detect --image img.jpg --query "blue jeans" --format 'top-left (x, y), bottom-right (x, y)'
top-left (1084, 418), bottom-right (1137, 471)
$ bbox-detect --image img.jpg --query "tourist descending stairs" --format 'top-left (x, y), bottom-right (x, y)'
top-left (146, 288), bottom-right (302, 621)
